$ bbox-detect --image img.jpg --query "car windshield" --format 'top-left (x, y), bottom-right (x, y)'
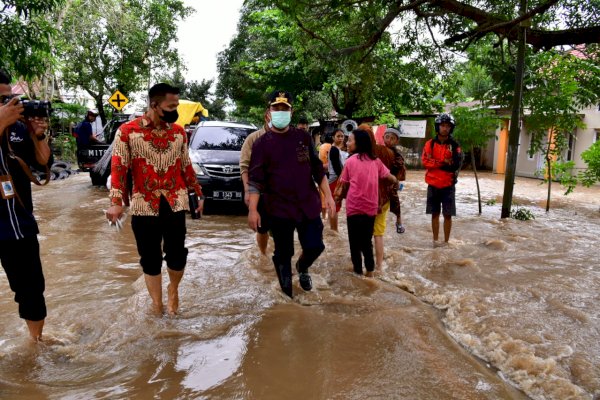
top-left (190, 126), bottom-right (254, 151)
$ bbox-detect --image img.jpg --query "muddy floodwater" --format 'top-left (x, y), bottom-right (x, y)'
top-left (0, 171), bottom-right (598, 400)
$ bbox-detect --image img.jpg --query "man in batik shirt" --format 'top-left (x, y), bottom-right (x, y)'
top-left (106, 83), bottom-right (203, 316)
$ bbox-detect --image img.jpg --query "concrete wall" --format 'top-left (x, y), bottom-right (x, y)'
top-left (573, 105), bottom-right (600, 171)
top-left (515, 124), bottom-right (544, 178)
top-left (490, 106), bottom-right (600, 178)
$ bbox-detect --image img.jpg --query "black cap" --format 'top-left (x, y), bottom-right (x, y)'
top-left (267, 90), bottom-right (293, 107)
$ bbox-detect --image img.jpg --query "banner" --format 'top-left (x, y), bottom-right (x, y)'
top-left (399, 120), bottom-right (427, 138)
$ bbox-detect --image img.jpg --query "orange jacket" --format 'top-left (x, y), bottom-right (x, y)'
top-left (422, 136), bottom-right (462, 189)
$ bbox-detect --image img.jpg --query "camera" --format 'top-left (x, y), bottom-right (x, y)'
top-left (22, 100), bottom-right (52, 119)
top-left (2, 96), bottom-right (52, 118)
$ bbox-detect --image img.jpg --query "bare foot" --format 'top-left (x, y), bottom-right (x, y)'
top-left (167, 284), bottom-right (179, 315)
top-left (151, 302), bottom-right (164, 316)
top-left (34, 335), bottom-right (65, 346)
top-left (365, 271), bottom-right (374, 278)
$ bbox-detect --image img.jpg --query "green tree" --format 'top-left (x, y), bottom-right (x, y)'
top-left (0, 0), bottom-right (65, 79)
top-left (56, 0), bottom-right (192, 124)
top-left (580, 141), bottom-right (600, 187)
top-left (276, 0), bottom-right (600, 57)
top-left (217, 2), bottom-right (443, 123)
top-left (525, 50), bottom-right (600, 211)
top-left (217, 5), bottom-right (329, 120)
top-left (160, 69), bottom-right (227, 121)
top-left (182, 80), bottom-right (227, 121)
top-left (50, 101), bottom-right (87, 162)
top-left (451, 106), bottom-right (499, 214)
top-left (268, 0), bottom-right (600, 220)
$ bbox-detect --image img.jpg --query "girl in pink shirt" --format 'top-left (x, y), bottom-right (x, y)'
top-left (335, 129), bottom-right (397, 277)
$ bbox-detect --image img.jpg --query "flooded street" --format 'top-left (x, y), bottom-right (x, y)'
top-left (0, 170), bottom-right (598, 400)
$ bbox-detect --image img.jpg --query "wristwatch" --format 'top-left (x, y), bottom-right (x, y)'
top-left (36, 133), bottom-right (47, 141)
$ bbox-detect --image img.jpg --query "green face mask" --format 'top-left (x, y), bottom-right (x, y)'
top-left (271, 111), bottom-right (291, 129)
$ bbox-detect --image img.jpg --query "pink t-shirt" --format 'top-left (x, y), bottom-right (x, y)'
top-left (339, 154), bottom-right (390, 216)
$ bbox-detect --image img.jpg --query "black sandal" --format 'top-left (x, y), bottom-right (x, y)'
top-left (396, 223), bottom-right (405, 234)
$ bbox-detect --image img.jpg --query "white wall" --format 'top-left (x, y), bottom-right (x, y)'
top-left (573, 105), bottom-right (600, 171)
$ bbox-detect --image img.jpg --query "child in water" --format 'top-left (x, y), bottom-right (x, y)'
top-left (334, 129), bottom-right (398, 277)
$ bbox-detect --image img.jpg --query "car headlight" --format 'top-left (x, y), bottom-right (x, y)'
top-left (192, 162), bottom-right (205, 176)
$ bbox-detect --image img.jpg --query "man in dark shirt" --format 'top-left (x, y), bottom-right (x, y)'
top-left (248, 91), bottom-right (336, 298)
top-left (0, 69), bottom-right (53, 342)
top-left (75, 109), bottom-right (100, 148)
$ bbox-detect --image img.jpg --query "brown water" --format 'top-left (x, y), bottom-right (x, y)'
top-left (0, 171), bottom-right (598, 400)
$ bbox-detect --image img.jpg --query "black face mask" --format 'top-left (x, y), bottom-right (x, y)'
top-left (159, 108), bottom-right (179, 123)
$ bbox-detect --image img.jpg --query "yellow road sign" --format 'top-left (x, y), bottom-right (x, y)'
top-left (108, 90), bottom-right (129, 111)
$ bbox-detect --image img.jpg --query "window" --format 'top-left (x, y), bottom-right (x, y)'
top-left (595, 130), bottom-right (600, 143)
top-left (527, 134), bottom-right (535, 160)
top-left (565, 133), bottom-right (575, 161)
top-left (189, 127), bottom-right (254, 151)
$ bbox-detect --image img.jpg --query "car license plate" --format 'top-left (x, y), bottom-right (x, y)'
top-left (213, 190), bottom-right (242, 200)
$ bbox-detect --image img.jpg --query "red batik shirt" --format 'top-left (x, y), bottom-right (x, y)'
top-left (109, 116), bottom-right (202, 216)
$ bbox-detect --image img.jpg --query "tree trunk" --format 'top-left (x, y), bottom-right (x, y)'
top-left (501, 0), bottom-right (527, 218)
top-left (96, 97), bottom-right (107, 126)
top-left (545, 140), bottom-right (552, 212)
top-left (472, 145), bottom-right (482, 215)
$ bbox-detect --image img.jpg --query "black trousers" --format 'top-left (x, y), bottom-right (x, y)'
top-left (347, 214), bottom-right (376, 274)
top-left (270, 216), bottom-right (325, 275)
top-left (0, 235), bottom-right (47, 321)
top-left (131, 197), bottom-right (188, 276)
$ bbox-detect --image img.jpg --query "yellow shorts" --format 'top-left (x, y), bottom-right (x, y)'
top-left (373, 201), bottom-right (390, 236)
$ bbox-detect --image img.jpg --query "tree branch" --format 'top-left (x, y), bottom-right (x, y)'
top-left (339, 0), bottom-right (430, 56)
top-left (294, 16), bottom-right (336, 53)
top-left (439, 0), bottom-right (599, 49)
top-left (476, 0), bottom-right (559, 36)
top-left (425, 17), bottom-right (444, 60)
top-left (527, 26), bottom-right (600, 49)
top-left (292, 0), bottom-right (430, 57)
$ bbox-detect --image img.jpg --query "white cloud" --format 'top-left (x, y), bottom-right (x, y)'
top-left (175, 0), bottom-right (244, 84)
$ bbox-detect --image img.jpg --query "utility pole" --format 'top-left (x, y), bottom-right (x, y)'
top-left (501, 0), bottom-right (528, 218)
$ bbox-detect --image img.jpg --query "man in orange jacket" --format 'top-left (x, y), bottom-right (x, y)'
top-left (422, 113), bottom-right (462, 246)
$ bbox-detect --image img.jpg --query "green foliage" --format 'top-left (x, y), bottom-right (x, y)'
top-left (451, 106), bottom-right (498, 150)
top-left (523, 50), bottom-right (600, 206)
top-left (0, 0), bottom-right (65, 78)
top-left (459, 64), bottom-right (495, 102)
top-left (299, 91), bottom-right (334, 123)
top-left (50, 101), bottom-right (87, 162)
top-left (217, 1), bottom-right (443, 122)
top-left (444, 61), bottom-right (496, 104)
top-left (162, 70), bottom-right (227, 120)
top-left (580, 140), bottom-right (600, 187)
top-left (279, 0), bottom-right (600, 55)
top-left (52, 102), bottom-right (87, 128)
top-left (485, 198), bottom-right (497, 206)
top-left (228, 106), bottom-right (266, 127)
top-left (552, 160), bottom-right (578, 195)
top-left (375, 112), bottom-right (398, 127)
top-left (53, 133), bottom-right (77, 162)
top-left (510, 207), bottom-right (535, 221)
top-left (56, 0), bottom-right (192, 123)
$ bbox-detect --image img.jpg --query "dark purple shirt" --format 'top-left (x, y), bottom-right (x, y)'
top-left (249, 127), bottom-right (324, 221)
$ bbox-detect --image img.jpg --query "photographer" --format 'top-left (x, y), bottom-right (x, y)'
top-left (0, 69), bottom-right (52, 342)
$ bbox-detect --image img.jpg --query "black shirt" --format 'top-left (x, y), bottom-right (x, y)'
top-left (249, 127), bottom-right (324, 221)
top-left (0, 122), bottom-right (50, 240)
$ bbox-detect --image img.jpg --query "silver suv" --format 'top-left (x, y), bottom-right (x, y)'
top-left (188, 121), bottom-right (257, 202)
